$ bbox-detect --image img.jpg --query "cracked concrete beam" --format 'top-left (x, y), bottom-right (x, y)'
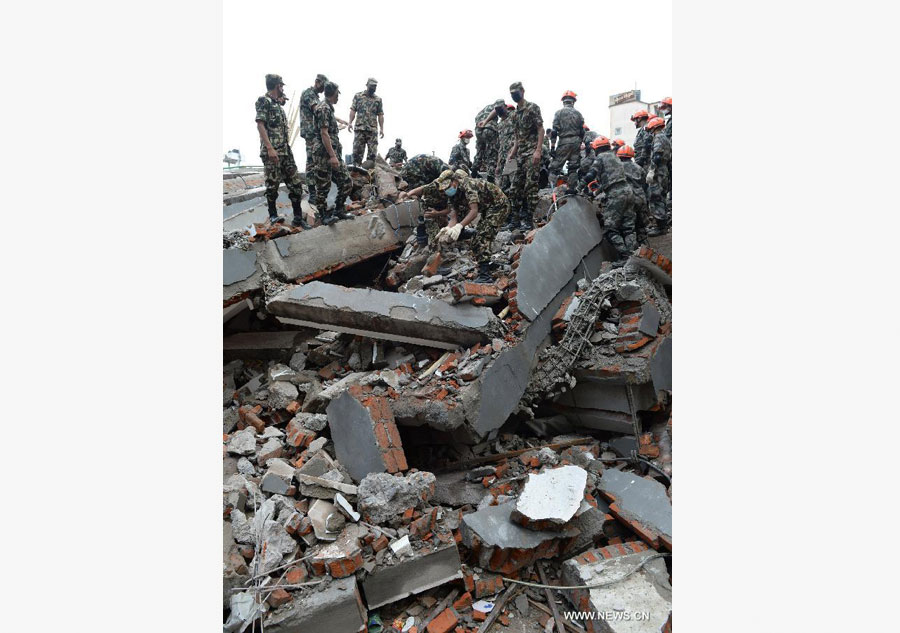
top-left (268, 281), bottom-right (499, 348)
top-left (361, 542), bottom-right (463, 609)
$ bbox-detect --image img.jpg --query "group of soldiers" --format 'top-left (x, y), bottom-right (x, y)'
top-left (254, 73), bottom-right (672, 277)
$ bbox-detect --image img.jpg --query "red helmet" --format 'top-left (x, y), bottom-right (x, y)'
top-left (583, 124), bottom-right (590, 130)
top-left (590, 136), bottom-right (610, 150)
top-left (459, 129), bottom-right (474, 139)
top-left (506, 104), bottom-right (515, 110)
top-left (561, 90), bottom-right (577, 101)
top-left (646, 117), bottom-right (665, 131)
top-left (617, 145), bottom-right (635, 159)
top-left (612, 138), bottom-right (625, 148)
top-left (661, 97), bottom-right (672, 106)
top-left (630, 109), bottom-right (650, 122)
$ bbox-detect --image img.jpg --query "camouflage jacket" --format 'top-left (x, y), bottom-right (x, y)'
top-left (497, 116), bottom-right (515, 165)
top-left (622, 160), bottom-right (648, 198)
top-left (589, 151), bottom-right (628, 192)
top-left (422, 176), bottom-right (505, 217)
top-left (650, 133), bottom-right (672, 173)
top-left (552, 105), bottom-right (585, 142)
top-left (299, 87), bottom-right (321, 140)
top-left (449, 141), bottom-right (472, 170)
top-left (634, 126), bottom-right (652, 167)
top-left (350, 91), bottom-right (383, 131)
top-left (385, 146), bottom-right (407, 164)
top-left (665, 115), bottom-right (672, 141)
top-left (475, 102), bottom-right (502, 133)
top-left (255, 94), bottom-right (291, 155)
top-left (313, 100), bottom-right (341, 156)
top-left (402, 154), bottom-right (449, 187)
top-left (511, 100), bottom-right (543, 151)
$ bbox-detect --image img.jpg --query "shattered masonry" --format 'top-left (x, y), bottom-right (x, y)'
top-left (223, 161), bottom-right (673, 632)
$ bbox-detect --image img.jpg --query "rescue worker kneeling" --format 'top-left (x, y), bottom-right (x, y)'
top-left (399, 169), bottom-right (510, 283)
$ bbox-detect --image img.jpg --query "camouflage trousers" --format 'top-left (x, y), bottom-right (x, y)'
top-left (632, 191), bottom-right (651, 244)
top-left (310, 153), bottom-right (352, 215)
top-left (548, 140), bottom-right (582, 187)
top-left (303, 137), bottom-right (317, 193)
top-left (473, 128), bottom-right (499, 182)
top-left (352, 129), bottom-right (378, 164)
top-left (510, 145), bottom-right (540, 221)
top-left (470, 200), bottom-right (510, 263)
top-left (601, 184), bottom-right (637, 261)
top-left (647, 169), bottom-right (671, 226)
top-left (261, 151), bottom-right (304, 206)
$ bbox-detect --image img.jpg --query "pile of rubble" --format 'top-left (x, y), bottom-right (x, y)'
top-left (223, 167), bottom-right (673, 632)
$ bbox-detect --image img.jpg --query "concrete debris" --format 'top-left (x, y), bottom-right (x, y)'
top-left (357, 471), bottom-right (436, 525)
top-left (223, 167), bottom-right (674, 628)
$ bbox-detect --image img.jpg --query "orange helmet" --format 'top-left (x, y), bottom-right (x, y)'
top-left (506, 104), bottom-right (515, 110)
top-left (590, 136), bottom-right (610, 150)
top-left (612, 138), bottom-right (625, 148)
top-left (583, 124), bottom-right (590, 130)
top-left (617, 145), bottom-right (635, 159)
top-left (630, 109), bottom-right (650, 122)
top-left (646, 117), bottom-right (665, 131)
top-left (561, 90), bottom-right (577, 101)
top-left (661, 97), bottom-right (672, 106)
top-left (459, 129), bottom-right (474, 139)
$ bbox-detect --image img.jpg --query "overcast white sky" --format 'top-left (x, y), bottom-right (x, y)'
top-left (223, 0), bottom-right (671, 166)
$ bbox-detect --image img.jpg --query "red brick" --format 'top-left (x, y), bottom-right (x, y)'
top-left (453, 592), bottom-right (473, 611)
top-left (382, 449), bottom-right (399, 473)
top-left (473, 610), bottom-right (487, 622)
top-left (267, 588), bottom-right (292, 608)
top-left (498, 613), bottom-right (510, 626)
top-left (373, 422), bottom-right (391, 449)
top-left (372, 534), bottom-right (389, 552)
top-left (391, 448), bottom-right (408, 471)
top-left (285, 566), bottom-right (307, 584)
top-left (386, 421), bottom-right (403, 448)
top-left (427, 608), bottom-right (459, 633)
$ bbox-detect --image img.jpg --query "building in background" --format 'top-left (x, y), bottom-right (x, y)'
top-left (608, 89), bottom-right (663, 145)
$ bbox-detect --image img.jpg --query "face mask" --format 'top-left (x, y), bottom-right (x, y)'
top-left (445, 186), bottom-right (457, 197)
top-left (461, 138), bottom-right (470, 145)
top-left (511, 91), bottom-right (523, 102)
top-left (367, 87), bottom-right (376, 95)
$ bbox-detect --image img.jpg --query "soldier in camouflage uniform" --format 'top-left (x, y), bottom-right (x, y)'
top-left (399, 154), bottom-right (450, 189)
top-left (494, 104), bottom-right (516, 196)
top-left (504, 81), bottom-right (544, 231)
top-left (310, 82), bottom-right (353, 226)
top-left (299, 74), bottom-right (328, 203)
top-left (255, 74), bottom-right (309, 228)
top-left (659, 97), bottom-right (672, 142)
top-left (449, 130), bottom-right (473, 173)
top-left (645, 117), bottom-right (672, 233)
top-left (581, 136), bottom-right (636, 265)
top-left (617, 145), bottom-right (651, 243)
top-left (631, 110), bottom-right (652, 168)
top-left (385, 138), bottom-right (407, 166)
top-left (348, 78), bottom-right (384, 165)
top-left (402, 169), bottom-right (509, 283)
top-left (473, 99), bottom-right (505, 181)
top-left (548, 91), bottom-right (585, 190)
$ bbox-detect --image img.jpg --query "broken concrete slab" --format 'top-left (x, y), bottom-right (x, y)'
top-left (512, 465), bottom-right (588, 529)
top-left (357, 470), bottom-right (436, 525)
top-left (433, 471), bottom-right (489, 507)
top-left (263, 576), bottom-right (367, 633)
top-left (326, 390), bottom-right (408, 482)
top-left (638, 302), bottom-right (660, 336)
top-left (554, 379), bottom-right (658, 414)
top-left (459, 501), bottom-right (578, 573)
top-left (598, 468), bottom-right (672, 549)
top-left (223, 331), bottom-right (311, 361)
top-left (223, 249), bottom-right (259, 286)
top-left (650, 336), bottom-right (672, 394)
top-left (226, 428), bottom-right (257, 456)
top-left (308, 499), bottom-right (345, 541)
top-left (561, 542), bottom-right (671, 633)
top-left (362, 542), bottom-right (464, 609)
top-left (511, 197), bottom-right (605, 321)
top-left (269, 281), bottom-right (499, 349)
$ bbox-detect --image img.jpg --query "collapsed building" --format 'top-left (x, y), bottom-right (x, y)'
top-left (223, 160), bottom-right (673, 633)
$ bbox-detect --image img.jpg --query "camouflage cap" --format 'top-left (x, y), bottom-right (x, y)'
top-left (366, 77), bottom-right (378, 85)
top-left (436, 169), bottom-right (456, 190)
top-left (265, 74), bottom-right (285, 89)
top-left (324, 81), bottom-right (340, 97)
top-left (395, 138), bottom-right (402, 143)
top-left (509, 81), bottom-right (523, 92)
top-left (316, 73), bottom-right (328, 82)
top-left (493, 98), bottom-right (505, 107)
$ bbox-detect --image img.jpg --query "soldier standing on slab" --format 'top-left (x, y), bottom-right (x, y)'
top-left (645, 116), bottom-right (672, 234)
top-left (311, 81), bottom-right (353, 226)
top-left (548, 91), bottom-right (585, 190)
top-left (581, 135), bottom-right (637, 265)
top-left (385, 138), bottom-right (407, 166)
top-left (255, 74), bottom-right (309, 228)
top-left (473, 99), bottom-right (505, 181)
top-left (631, 109), bottom-right (652, 169)
top-left (494, 104), bottom-right (516, 196)
top-left (449, 130), bottom-right (474, 173)
top-left (348, 78), bottom-right (384, 165)
top-left (659, 97), bottom-right (672, 141)
top-left (617, 145), bottom-right (652, 242)
top-left (299, 74), bottom-right (328, 204)
top-left (504, 81), bottom-right (544, 231)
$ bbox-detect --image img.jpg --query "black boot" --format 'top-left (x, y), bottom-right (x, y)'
top-left (321, 208), bottom-right (337, 226)
top-left (334, 204), bottom-right (354, 221)
top-left (474, 261), bottom-right (493, 284)
top-left (268, 199), bottom-right (284, 224)
top-left (502, 209), bottom-right (520, 231)
top-left (519, 203), bottom-right (533, 230)
top-left (290, 199), bottom-right (311, 229)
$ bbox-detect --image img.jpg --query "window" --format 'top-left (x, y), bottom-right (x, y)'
top-left (614, 127), bottom-right (622, 135)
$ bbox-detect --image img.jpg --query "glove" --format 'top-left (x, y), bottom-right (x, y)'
top-left (646, 170), bottom-right (655, 185)
top-left (441, 224), bottom-right (463, 243)
top-left (435, 227), bottom-right (450, 242)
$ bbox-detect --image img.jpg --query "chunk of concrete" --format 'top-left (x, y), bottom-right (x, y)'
top-left (512, 465), bottom-right (588, 529)
top-left (598, 468), bottom-right (672, 549)
top-left (362, 542), bottom-right (464, 609)
top-left (261, 459), bottom-right (295, 495)
top-left (357, 471), bottom-right (436, 525)
top-left (638, 302), bottom-right (660, 336)
top-left (263, 576), bottom-right (367, 633)
top-left (326, 390), bottom-right (407, 482)
top-left (224, 331), bottom-right (310, 361)
top-left (226, 428), bottom-right (257, 456)
top-left (561, 542), bottom-right (671, 633)
top-left (270, 281), bottom-right (499, 349)
top-left (308, 499), bottom-right (345, 541)
top-left (268, 381), bottom-right (299, 410)
top-left (223, 249), bottom-right (258, 286)
top-left (650, 336), bottom-right (672, 394)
